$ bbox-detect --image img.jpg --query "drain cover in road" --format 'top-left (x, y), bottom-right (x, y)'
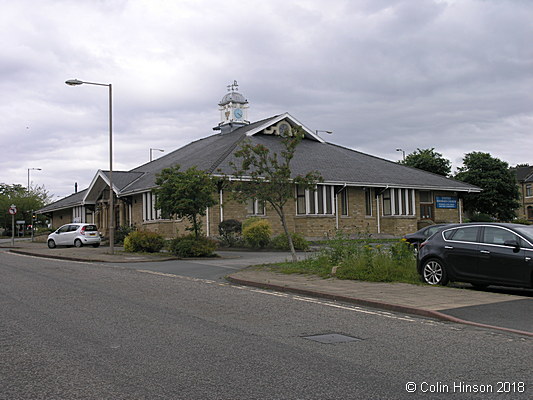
top-left (303, 333), bottom-right (362, 344)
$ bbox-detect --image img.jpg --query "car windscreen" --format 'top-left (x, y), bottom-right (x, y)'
top-left (84, 225), bottom-right (98, 232)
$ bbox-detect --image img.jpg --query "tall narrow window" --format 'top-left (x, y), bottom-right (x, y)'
top-left (296, 185), bottom-right (306, 215)
top-left (309, 188), bottom-right (316, 214)
top-left (325, 186), bottom-right (333, 214)
top-left (365, 188), bottom-right (372, 216)
top-left (340, 189), bottom-right (348, 216)
top-left (420, 190), bottom-right (433, 220)
top-left (383, 189), bottom-right (392, 215)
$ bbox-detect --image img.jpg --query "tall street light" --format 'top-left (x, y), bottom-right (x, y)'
top-left (396, 148), bottom-right (406, 161)
top-left (66, 78), bottom-right (115, 254)
top-left (150, 148), bottom-right (164, 162)
top-left (27, 167), bottom-right (42, 190)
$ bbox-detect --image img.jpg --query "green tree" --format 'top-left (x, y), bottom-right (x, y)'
top-left (154, 165), bottom-right (218, 239)
top-left (400, 148), bottom-right (451, 177)
top-left (0, 183), bottom-right (52, 232)
top-left (229, 126), bottom-right (322, 262)
top-left (455, 152), bottom-right (520, 221)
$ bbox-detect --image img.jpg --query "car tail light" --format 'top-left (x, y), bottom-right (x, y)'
top-left (80, 226), bottom-right (86, 235)
top-left (419, 241), bottom-right (427, 251)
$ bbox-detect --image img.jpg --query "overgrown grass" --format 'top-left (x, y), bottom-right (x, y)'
top-left (273, 232), bottom-right (420, 284)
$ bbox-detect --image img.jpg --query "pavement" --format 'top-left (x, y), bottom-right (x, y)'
top-left (2, 238), bottom-right (532, 338)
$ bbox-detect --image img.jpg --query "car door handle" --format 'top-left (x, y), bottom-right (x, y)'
top-left (480, 250), bottom-right (490, 254)
top-left (444, 246), bottom-right (454, 249)
top-left (526, 257), bottom-right (532, 262)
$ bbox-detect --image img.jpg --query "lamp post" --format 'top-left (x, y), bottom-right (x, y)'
top-left (396, 148), bottom-right (405, 161)
top-left (66, 78), bottom-right (115, 254)
top-left (150, 148), bottom-right (164, 162)
top-left (27, 168), bottom-right (42, 190)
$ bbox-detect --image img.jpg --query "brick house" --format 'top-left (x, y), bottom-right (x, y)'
top-left (38, 86), bottom-right (481, 239)
top-left (513, 165), bottom-right (533, 222)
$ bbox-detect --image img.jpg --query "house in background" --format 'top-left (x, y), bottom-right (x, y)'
top-left (512, 165), bottom-right (533, 221)
top-left (38, 84), bottom-right (481, 239)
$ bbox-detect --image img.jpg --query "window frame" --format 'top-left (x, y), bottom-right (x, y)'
top-left (296, 184), bottom-right (336, 216)
top-left (382, 188), bottom-right (415, 216)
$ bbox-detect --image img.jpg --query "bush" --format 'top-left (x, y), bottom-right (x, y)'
top-left (276, 237), bottom-right (419, 284)
top-left (271, 232), bottom-right (309, 251)
top-left (124, 231), bottom-right (165, 253)
top-left (468, 213), bottom-right (494, 222)
top-left (115, 225), bottom-right (136, 245)
top-left (512, 218), bottom-right (532, 225)
top-left (218, 219), bottom-right (242, 247)
top-left (169, 234), bottom-right (218, 257)
top-left (242, 219), bottom-right (271, 248)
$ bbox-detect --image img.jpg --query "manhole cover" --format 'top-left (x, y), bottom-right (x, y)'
top-left (303, 333), bottom-right (362, 344)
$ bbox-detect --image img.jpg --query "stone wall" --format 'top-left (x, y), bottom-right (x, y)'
top-left (119, 186), bottom-right (466, 240)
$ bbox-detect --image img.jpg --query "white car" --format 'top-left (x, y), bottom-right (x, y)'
top-left (47, 223), bottom-right (101, 248)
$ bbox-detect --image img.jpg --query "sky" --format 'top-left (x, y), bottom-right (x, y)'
top-left (1, 0), bottom-right (532, 200)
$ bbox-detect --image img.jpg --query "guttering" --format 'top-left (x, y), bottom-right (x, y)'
top-left (335, 183), bottom-right (347, 230)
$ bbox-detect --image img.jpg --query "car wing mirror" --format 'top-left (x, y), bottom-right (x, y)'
top-left (503, 239), bottom-right (520, 253)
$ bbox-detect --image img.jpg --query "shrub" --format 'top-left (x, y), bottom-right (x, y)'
top-left (242, 219), bottom-right (271, 248)
top-left (218, 219), bottom-right (242, 247)
top-left (271, 232), bottom-right (310, 251)
top-left (169, 234), bottom-right (218, 257)
top-left (512, 218), bottom-right (532, 225)
top-left (468, 213), bottom-right (494, 222)
top-left (242, 217), bottom-right (263, 230)
top-left (124, 231), bottom-right (165, 253)
top-left (115, 225), bottom-right (136, 245)
top-left (276, 238), bottom-right (419, 284)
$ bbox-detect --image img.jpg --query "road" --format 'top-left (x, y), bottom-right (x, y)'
top-left (1, 251), bottom-right (531, 399)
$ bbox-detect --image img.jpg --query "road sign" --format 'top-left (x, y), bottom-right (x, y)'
top-left (8, 205), bottom-right (17, 215)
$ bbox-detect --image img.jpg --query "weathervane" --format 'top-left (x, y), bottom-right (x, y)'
top-left (227, 80), bottom-right (239, 92)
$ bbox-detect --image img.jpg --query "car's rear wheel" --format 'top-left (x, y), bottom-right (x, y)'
top-left (74, 239), bottom-right (83, 248)
top-left (422, 259), bottom-right (449, 286)
top-left (92, 243), bottom-right (100, 248)
top-left (47, 239), bottom-right (56, 249)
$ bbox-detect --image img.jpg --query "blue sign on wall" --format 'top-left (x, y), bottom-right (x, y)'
top-left (436, 196), bottom-right (458, 209)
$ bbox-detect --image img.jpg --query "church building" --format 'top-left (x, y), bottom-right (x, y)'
top-left (38, 82), bottom-right (480, 239)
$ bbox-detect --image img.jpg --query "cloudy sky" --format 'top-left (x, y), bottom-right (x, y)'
top-left (1, 0), bottom-right (532, 200)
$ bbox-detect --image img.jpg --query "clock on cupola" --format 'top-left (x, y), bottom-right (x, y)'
top-left (215, 80), bottom-right (250, 133)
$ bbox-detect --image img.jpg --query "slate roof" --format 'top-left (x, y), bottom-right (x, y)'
top-left (38, 189), bottom-right (88, 213)
top-left (38, 113), bottom-right (480, 213)
top-left (512, 166), bottom-right (533, 183)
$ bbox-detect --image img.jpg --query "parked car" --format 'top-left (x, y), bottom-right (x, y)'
top-left (417, 223), bottom-right (533, 288)
top-left (47, 223), bottom-right (101, 248)
top-left (403, 224), bottom-right (451, 250)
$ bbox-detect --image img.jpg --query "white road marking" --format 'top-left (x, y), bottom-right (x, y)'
top-left (135, 269), bottom-right (419, 323)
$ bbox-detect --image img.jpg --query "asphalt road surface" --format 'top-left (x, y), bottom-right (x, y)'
top-left (1, 251), bottom-right (531, 399)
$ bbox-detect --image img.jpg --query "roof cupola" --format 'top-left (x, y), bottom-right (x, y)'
top-left (214, 80), bottom-right (250, 133)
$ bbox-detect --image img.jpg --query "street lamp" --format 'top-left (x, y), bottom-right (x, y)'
top-left (27, 168), bottom-right (42, 190)
top-left (150, 148), bottom-right (164, 162)
top-left (396, 148), bottom-right (405, 161)
top-left (66, 78), bottom-right (115, 254)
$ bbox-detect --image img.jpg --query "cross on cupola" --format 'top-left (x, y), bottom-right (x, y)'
top-left (214, 80), bottom-right (250, 133)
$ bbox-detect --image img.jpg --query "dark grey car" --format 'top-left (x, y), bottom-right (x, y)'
top-left (417, 223), bottom-right (533, 288)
